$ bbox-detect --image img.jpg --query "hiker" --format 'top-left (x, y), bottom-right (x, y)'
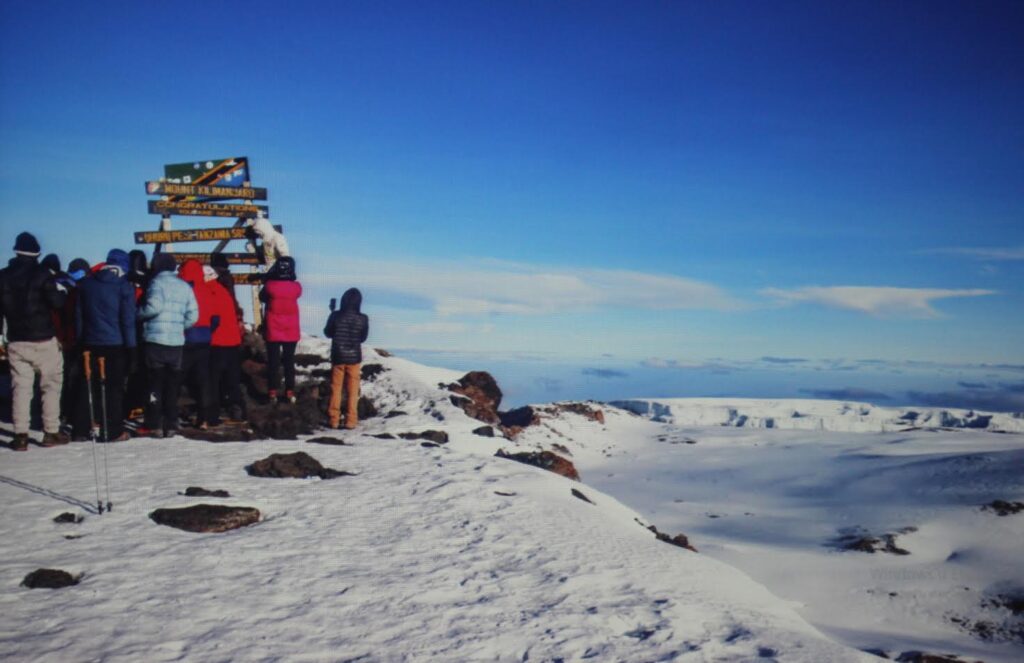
top-left (54, 257), bottom-right (91, 425)
top-left (0, 232), bottom-right (68, 450)
top-left (259, 256), bottom-right (301, 403)
top-left (74, 249), bottom-right (137, 442)
top-left (178, 259), bottom-right (219, 429)
top-left (138, 253), bottom-right (198, 438)
top-left (324, 288), bottom-right (369, 429)
top-left (123, 249), bottom-right (150, 421)
top-left (246, 213), bottom-right (290, 266)
top-left (205, 265), bottom-right (246, 424)
top-left (210, 252), bottom-right (243, 323)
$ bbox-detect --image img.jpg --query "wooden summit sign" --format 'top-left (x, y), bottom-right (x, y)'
top-left (147, 200), bottom-right (269, 218)
top-left (135, 225), bottom-right (283, 244)
top-left (145, 181), bottom-right (268, 200)
top-left (166, 253), bottom-right (261, 266)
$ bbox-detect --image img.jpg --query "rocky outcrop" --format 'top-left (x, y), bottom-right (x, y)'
top-left (22, 569), bottom-right (80, 589)
top-left (448, 371), bottom-right (502, 424)
top-left (499, 406), bottom-right (539, 429)
top-left (642, 521), bottom-right (698, 552)
top-left (246, 452), bottom-right (354, 479)
top-left (306, 436), bottom-right (350, 446)
top-left (982, 500), bottom-right (1024, 516)
top-left (495, 449), bottom-right (580, 481)
top-left (182, 487), bottom-right (230, 498)
top-left (833, 527), bottom-right (916, 554)
top-left (149, 504), bottom-right (260, 533)
top-left (361, 364), bottom-right (386, 382)
top-left (248, 391), bottom-right (323, 440)
top-left (544, 402), bottom-right (605, 424)
top-left (398, 430), bottom-right (449, 444)
top-left (472, 426), bottom-right (495, 437)
top-left (53, 512), bottom-right (83, 524)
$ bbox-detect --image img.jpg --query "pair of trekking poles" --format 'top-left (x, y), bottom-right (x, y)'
top-left (82, 350), bottom-right (113, 515)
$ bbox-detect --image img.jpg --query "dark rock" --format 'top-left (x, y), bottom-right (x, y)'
top-left (22, 568), bottom-right (79, 589)
top-left (494, 491), bottom-right (517, 497)
top-left (495, 449), bottom-right (580, 481)
top-left (499, 405), bottom-right (539, 429)
top-left (835, 528), bottom-right (913, 554)
top-left (895, 652), bottom-right (974, 663)
top-left (571, 488), bottom-right (594, 504)
top-left (420, 442), bottom-right (440, 448)
top-left (246, 452), bottom-right (354, 480)
top-left (374, 348), bottom-right (392, 357)
top-left (472, 425), bottom-right (495, 437)
top-left (361, 364), bottom-right (386, 382)
top-left (358, 396), bottom-right (378, 420)
top-left (448, 371), bottom-right (502, 424)
top-left (551, 442), bottom-right (571, 455)
top-left (644, 522), bottom-right (698, 552)
top-left (241, 358), bottom-right (269, 399)
top-left (399, 430), bottom-right (449, 444)
top-left (310, 368), bottom-right (331, 379)
top-left (53, 512), bottom-right (83, 524)
top-left (181, 424), bottom-right (256, 443)
top-left (546, 402), bottom-right (606, 424)
top-left (982, 500), bottom-right (1024, 516)
top-left (247, 390), bottom-right (323, 440)
top-left (385, 410), bottom-right (407, 419)
top-left (182, 487), bottom-right (230, 498)
top-left (371, 433), bottom-right (395, 439)
top-left (294, 353), bottom-right (326, 367)
top-left (306, 436), bottom-right (350, 446)
top-left (150, 504), bottom-right (260, 533)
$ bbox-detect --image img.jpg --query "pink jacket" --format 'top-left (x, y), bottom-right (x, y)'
top-left (262, 280), bottom-right (302, 342)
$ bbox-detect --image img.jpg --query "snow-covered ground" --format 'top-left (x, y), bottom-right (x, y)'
top-left (2, 342), bottom-right (1021, 661)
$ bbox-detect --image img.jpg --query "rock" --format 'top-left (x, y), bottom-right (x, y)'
top-left (241, 358), bottom-right (269, 399)
top-left (22, 568), bottom-right (79, 589)
top-left (448, 371), bottom-right (502, 424)
top-left (358, 396), bottom-right (378, 420)
top-left (150, 504), bottom-right (260, 533)
top-left (294, 353), bottom-right (326, 367)
top-left (371, 433), bottom-right (395, 440)
top-left (420, 442), bottom-right (440, 448)
top-left (895, 652), bottom-right (975, 663)
top-left (181, 424), bottom-right (256, 443)
top-left (472, 425), bottom-right (495, 437)
top-left (374, 348), bottom-right (392, 357)
top-left (644, 522), bottom-right (698, 552)
top-left (306, 436), bottom-right (349, 446)
top-left (361, 364), bottom-right (386, 382)
top-left (499, 405), bottom-right (539, 428)
top-left (835, 528), bottom-right (913, 554)
top-left (982, 500), bottom-right (1024, 516)
top-left (494, 449), bottom-right (580, 481)
top-left (246, 451), bottom-right (354, 480)
top-left (399, 430), bottom-right (449, 444)
top-left (247, 391), bottom-right (323, 440)
top-left (53, 512), bottom-right (83, 524)
top-left (182, 487), bottom-right (230, 498)
top-left (571, 488), bottom-right (594, 504)
top-left (385, 410), bottom-right (407, 419)
top-left (547, 402), bottom-right (605, 424)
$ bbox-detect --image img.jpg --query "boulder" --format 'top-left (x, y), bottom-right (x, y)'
top-left (150, 504), bottom-right (260, 533)
top-left (294, 353), bottom-right (327, 367)
top-left (448, 371), bottom-right (502, 424)
top-left (22, 569), bottom-right (79, 589)
top-left (548, 402), bottom-right (605, 424)
top-left (247, 390), bottom-right (323, 440)
top-left (472, 425), bottom-right (495, 438)
top-left (53, 512), bottom-right (83, 524)
top-left (644, 522), bottom-right (698, 552)
top-left (182, 487), bottom-right (230, 498)
top-left (494, 449), bottom-right (580, 481)
top-left (361, 364), bottom-right (386, 382)
top-left (306, 436), bottom-right (350, 446)
top-left (246, 451), bottom-right (354, 480)
top-left (982, 500), bottom-right (1024, 516)
top-left (499, 406), bottom-right (539, 428)
top-left (399, 430), bottom-right (449, 444)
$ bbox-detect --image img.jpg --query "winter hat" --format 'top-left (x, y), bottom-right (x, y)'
top-left (13, 232), bottom-right (40, 257)
top-left (340, 287), bottom-right (363, 314)
top-left (270, 256), bottom-right (296, 281)
top-left (68, 257), bottom-right (90, 281)
top-left (202, 265), bottom-right (218, 282)
top-left (128, 249), bottom-right (148, 275)
top-left (106, 249), bottom-right (130, 272)
top-left (210, 253), bottom-right (230, 270)
top-left (42, 253), bottom-right (61, 273)
top-left (152, 253), bottom-right (177, 274)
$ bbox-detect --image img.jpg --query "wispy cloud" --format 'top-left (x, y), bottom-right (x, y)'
top-left (799, 387), bottom-right (891, 402)
top-left (581, 368), bottom-right (628, 379)
top-left (760, 356), bottom-right (808, 364)
top-left (642, 357), bottom-right (735, 374)
top-left (760, 286), bottom-right (994, 317)
top-left (905, 388), bottom-right (1024, 413)
top-left (307, 257), bottom-right (740, 317)
top-left (925, 246), bottom-right (1024, 261)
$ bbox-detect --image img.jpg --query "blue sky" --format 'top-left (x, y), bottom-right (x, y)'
top-left (2, 1), bottom-right (1023, 408)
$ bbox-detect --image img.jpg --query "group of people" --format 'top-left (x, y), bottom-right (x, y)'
top-left (0, 231), bottom-right (370, 451)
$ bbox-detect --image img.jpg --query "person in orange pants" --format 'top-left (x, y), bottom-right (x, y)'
top-left (324, 288), bottom-right (368, 429)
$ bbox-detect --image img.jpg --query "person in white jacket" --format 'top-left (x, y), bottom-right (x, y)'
top-left (246, 213), bottom-right (290, 266)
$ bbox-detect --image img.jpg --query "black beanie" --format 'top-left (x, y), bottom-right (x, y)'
top-left (152, 253), bottom-right (177, 274)
top-left (42, 253), bottom-right (61, 273)
top-left (68, 258), bottom-right (90, 274)
top-left (14, 232), bottom-right (41, 256)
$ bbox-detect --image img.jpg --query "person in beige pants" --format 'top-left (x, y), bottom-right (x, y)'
top-left (8, 338), bottom-right (64, 441)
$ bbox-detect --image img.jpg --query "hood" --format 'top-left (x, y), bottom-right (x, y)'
top-left (178, 259), bottom-right (205, 285)
top-left (252, 217), bottom-right (275, 239)
top-left (340, 287), bottom-right (362, 314)
top-left (203, 265), bottom-right (218, 282)
top-left (151, 253), bottom-right (177, 274)
top-left (268, 256), bottom-right (296, 281)
top-left (106, 249), bottom-right (130, 272)
top-left (128, 250), bottom-right (148, 276)
top-left (42, 254), bottom-right (61, 274)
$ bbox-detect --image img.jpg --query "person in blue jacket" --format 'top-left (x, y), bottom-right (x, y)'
top-left (137, 253), bottom-right (198, 437)
top-left (74, 249), bottom-right (137, 441)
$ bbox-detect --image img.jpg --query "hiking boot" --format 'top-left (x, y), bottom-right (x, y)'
top-left (105, 431), bottom-right (131, 443)
top-left (40, 431), bottom-right (70, 447)
top-left (11, 433), bottom-right (29, 451)
top-left (286, 390), bottom-right (297, 404)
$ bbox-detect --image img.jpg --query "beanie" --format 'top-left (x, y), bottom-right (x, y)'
top-left (152, 253), bottom-right (177, 274)
top-left (14, 232), bottom-right (41, 256)
top-left (42, 253), bottom-right (61, 273)
top-left (106, 249), bottom-right (130, 272)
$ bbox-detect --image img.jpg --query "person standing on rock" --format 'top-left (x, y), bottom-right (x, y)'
top-left (324, 288), bottom-right (368, 430)
top-left (74, 249), bottom-right (137, 442)
top-left (259, 256), bottom-right (301, 403)
top-left (0, 232), bottom-right (68, 450)
top-left (205, 265), bottom-right (246, 424)
top-left (137, 254), bottom-right (198, 438)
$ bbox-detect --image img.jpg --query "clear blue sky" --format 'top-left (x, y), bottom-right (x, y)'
top-left (2, 1), bottom-right (1022, 407)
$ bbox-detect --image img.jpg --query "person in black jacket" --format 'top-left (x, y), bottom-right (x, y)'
top-left (0, 232), bottom-right (68, 450)
top-left (324, 288), bottom-right (369, 429)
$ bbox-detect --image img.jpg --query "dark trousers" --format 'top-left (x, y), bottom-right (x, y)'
top-left (75, 345), bottom-right (126, 440)
top-left (144, 343), bottom-right (183, 432)
top-left (61, 348), bottom-right (82, 428)
top-left (266, 341), bottom-right (297, 393)
top-left (124, 344), bottom-right (148, 417)
top-left (209, 345), bottom-right (245, 423)
top-left (182, 345), bottom-right (212, 425)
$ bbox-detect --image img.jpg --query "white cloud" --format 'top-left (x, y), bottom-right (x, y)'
top-left (760, 286), bottom-right (994, 318)
top-left (307, 257), bottom-right (739, 317)
top-left (926, 246), bottom-right (1024, 261)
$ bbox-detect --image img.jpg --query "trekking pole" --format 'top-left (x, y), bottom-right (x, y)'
top-left (97, 356), bottom-right (113, 513)
top-left (83, 351), bottom-right (103, 514)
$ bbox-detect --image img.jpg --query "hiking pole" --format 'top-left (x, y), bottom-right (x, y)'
top-left (83, 351), bottom-right (103, 514)
top-left (97, 356), bottom-right (113, 513)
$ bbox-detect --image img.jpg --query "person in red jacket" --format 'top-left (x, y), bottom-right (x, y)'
top-left (259, 256), bottom-right (302, 403)
top-left (204, 266), bottom-right (245, 424)
top-left (178, 259), bottom-right (218, 428)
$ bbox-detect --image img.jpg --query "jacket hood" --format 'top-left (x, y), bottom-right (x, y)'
top-left (340, 287), bottom-right (362, 314)
top-left (42, 254), bottom-right (61, 274)
top-left (106, 249), bottom-right (130, 272)
top-left (268, 256), bottom-right (296, 281)
top-left (128, 250), bottom-right (148, 276)
top-left (152, 253), bottom-right (177, 274)
top-left (178, 259), bottom-right (205, 285)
